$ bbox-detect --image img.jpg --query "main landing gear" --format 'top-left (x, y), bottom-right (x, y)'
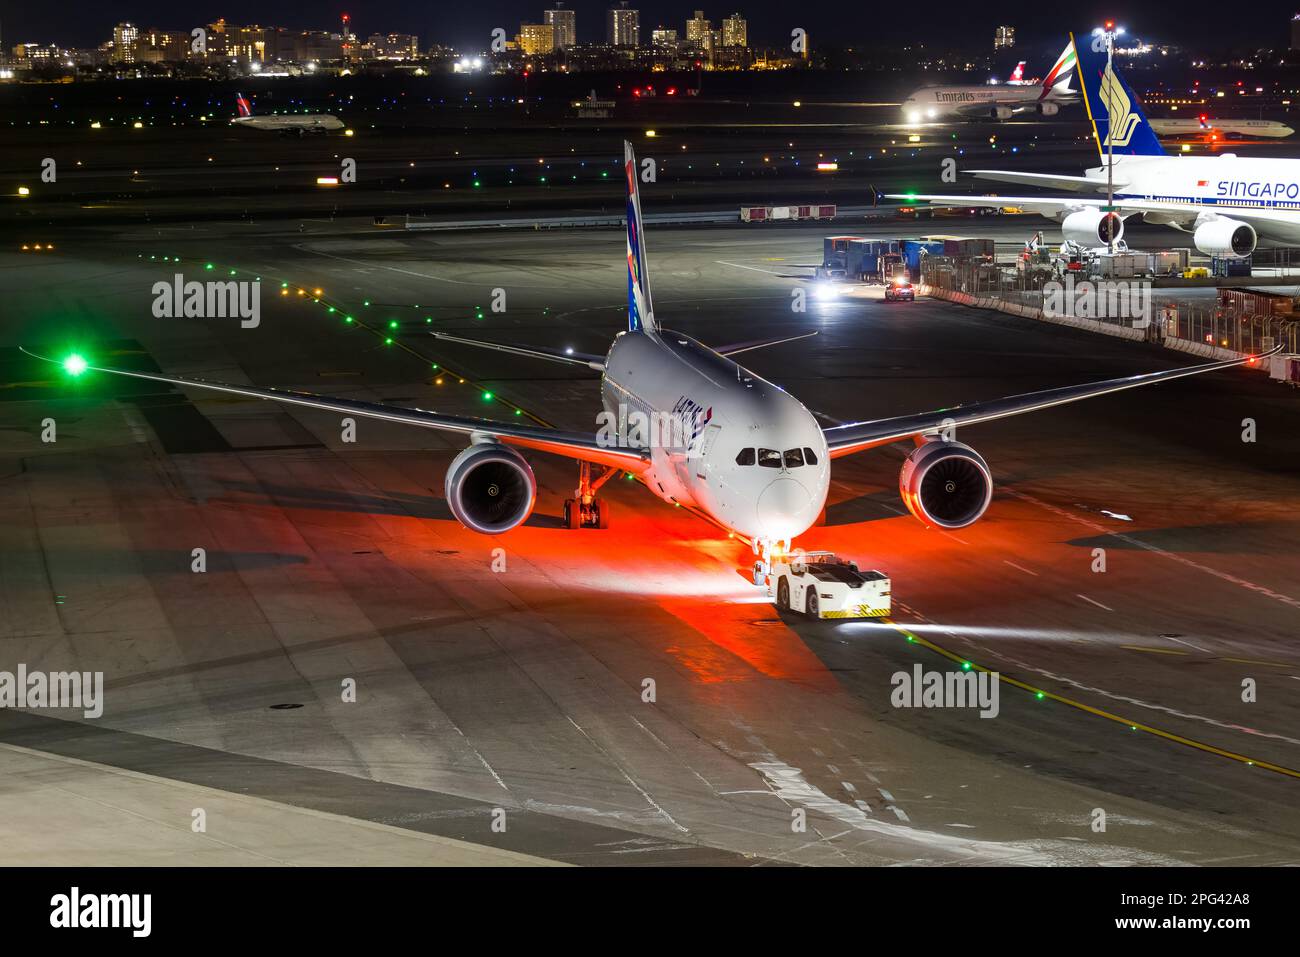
top-left (563, 460), bottom-right (616, 529)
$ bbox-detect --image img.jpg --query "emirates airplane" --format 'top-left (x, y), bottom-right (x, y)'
top-left (26, 143), bottom-right (1273, 581)
top-left (902, 42), bottom-right (1077, 124)
top-left (895, 30), bottom-right (1300, 253)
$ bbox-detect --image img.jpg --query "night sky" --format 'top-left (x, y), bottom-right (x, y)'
top-left (4, 2), bottom-right (1298, 53)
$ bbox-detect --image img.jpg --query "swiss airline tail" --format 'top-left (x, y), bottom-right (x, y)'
top-left (1009, 61), bottom-right (1026, 83)
top-left (236, 93), bottom-right (253, 118)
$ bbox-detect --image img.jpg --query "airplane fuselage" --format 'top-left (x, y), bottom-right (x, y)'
top-left (232, 114), bottom-right (344, 132)
top-left (1084, 154), bottom-right (1300, 243)
top-left (601, 330), bottom-right (828, 544)
top-left (903, 85), bottom-right (1057, 122)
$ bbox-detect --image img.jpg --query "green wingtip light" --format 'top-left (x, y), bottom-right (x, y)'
top-left (63, 354), bottom-right (88, 377)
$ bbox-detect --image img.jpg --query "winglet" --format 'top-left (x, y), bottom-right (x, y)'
top-left (624, 140), bottom-right (657, 334)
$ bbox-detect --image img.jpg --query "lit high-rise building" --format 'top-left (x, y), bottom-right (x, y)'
top-left (651, 27), bottom-right (679, 48)
top-left (519, 23), bottom-right (555, 55)
top-left (545, 4), bottom-right (577, 49)
top-left (721, 13), bottom-right (747, 48)
top-left (607, 3), bottom-right (639, 47)
top-left (112, 22), bottom-right (138, 63)
top-left (994, 25), bottom-right (1015, 49)
top-left (686, 10), bottom-right (711, 46)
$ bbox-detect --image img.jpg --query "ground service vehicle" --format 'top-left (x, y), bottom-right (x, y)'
top-left (769, 552), bottom-right (892, 619)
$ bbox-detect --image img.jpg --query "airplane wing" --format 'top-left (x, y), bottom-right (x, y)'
top-left (20, 348), bottom-right (649, 472)
top-left (964, 170), bottom-right (1104, 193)
top-left (823, 346), bottom-right (1280, 459)
top-left (714, 330), bottom-right (818, 357)
top-left (429, 331), bottom-right (606, 371)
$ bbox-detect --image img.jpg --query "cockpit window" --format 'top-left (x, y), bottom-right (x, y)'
top-left (735, 448), bottom-right (756, 466)
top-left (783, 448), bottom-right (804, 468)
top-left (757, 448), bottom-right (782, 468)
top-left (803, 447), bottom-right (819, 466)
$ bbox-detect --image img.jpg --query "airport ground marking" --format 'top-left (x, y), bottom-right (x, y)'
top-left (883, 619), bottom-right (1300, 781)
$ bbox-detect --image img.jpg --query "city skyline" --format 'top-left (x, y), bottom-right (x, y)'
top-left (9, 2), bottom-right (1300, 52)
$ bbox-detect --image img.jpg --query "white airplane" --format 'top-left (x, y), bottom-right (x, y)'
top-left (894, 30), bottom-right (1300, 252)
top-left (902, 42), bottom-right (1077, 123)
top-left (1148, 115), bottom-right (1295, 141)
top-left (230, 92), bottom-right (344, 134)
top-left (25, 142), bottom-right (1275, 582)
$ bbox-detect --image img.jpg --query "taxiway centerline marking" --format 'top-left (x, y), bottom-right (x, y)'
top-left (884, 620), bottom-right (1300, 780)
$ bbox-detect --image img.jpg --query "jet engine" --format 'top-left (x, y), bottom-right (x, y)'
top-left (990, 105), bottom-right (1014, 120)
top-left (1193, 217), bottom-right (1256, 258)
top-left (1037, 101), bottom-right (1060, 117)
top-left (899, 440), bottom-right (993, 529)
top-left (444, 442), bottom-right (536, 534)
top-left (1060, 207), bottom-right (1124, 247)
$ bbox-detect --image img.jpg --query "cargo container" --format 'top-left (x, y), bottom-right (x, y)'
top-left (1094, 252), bottom-right (1151, 279)
top-left (943, 238), bottom-right (995, 259)
top-left (1211, 256), bottom-right (1253, 278)
top-left (741, 204), bottom-right (836, 223)
top-left (900, 240), bottom-right (945, 279)
top-left (1151, 248), bottom-right (1191, 276)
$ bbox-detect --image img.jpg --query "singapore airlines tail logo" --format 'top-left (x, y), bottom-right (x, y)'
top-left (1100, 64), bottom-right (1141, 147)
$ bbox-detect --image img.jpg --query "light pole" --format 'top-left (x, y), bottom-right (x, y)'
top-left (1093, 21), bottom-right (1124, 255)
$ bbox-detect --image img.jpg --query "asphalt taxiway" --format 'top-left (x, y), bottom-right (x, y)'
top-left (2, 218), bottom-right (1298, 865)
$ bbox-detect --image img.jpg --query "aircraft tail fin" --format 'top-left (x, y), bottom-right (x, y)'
top-left (1072, 30), bottom-right (1165, 159)
top-left (623, 140), bottom-right (657, 334)
top-left (1009, 61), bottom-right (1026, 83)
top-left (236, 93), bottom-right (253, 118)
top-left (1039, 41), bottom-right (1076, 98)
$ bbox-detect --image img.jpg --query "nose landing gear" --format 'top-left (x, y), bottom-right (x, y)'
top-left (751, 537), bottom-right (789, 586)
top-left (563, 460), bottom-right (617, 529)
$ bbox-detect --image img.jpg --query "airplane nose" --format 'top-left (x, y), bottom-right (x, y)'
top-left (756, 478), bottom-right (812, 536)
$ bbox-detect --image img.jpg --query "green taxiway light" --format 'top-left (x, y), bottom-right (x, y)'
top-left (281, 282), bottom-right (289, 289)
top-left (344, 316), bottom-right (353, 323)
top-left (482, 391), bottom-right (493, 401)
top-left (961, 661), bottom-right (972, 671)
top-left (388, 320), bottom-right (399, 329)
top-left (62, 354), bottom-right (88, 377)
top-left (1035, 692), bottom-right (1045, 700)
top-left (514, 409), bottom-right (522, 416)
top-left (384, 337), bottom-right (393, 345)
top-left (205, 263), bottom-right (214, 270)
top-left (431, 363), bottom-right (438, 370)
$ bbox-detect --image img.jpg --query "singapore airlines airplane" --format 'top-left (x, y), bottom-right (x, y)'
top-left (895, 30), bottom-right (1300, 253)
top-left (902, 42), bottom-right (1077, 124)
top-left (24, 142), bottom-right (1274, 582)
top-left (230, 92), bottom-right (345, 134)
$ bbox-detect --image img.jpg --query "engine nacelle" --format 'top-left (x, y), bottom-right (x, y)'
top-left (1037, 101), bottom-right (1060, 117)
top-left (1060, 207), bottom-right (1124, 247)
top-left (1193, 217), bottom-right (1256, 258)
top-left (990, 105), bottom-right (1014, 120)
top-left (899, 440), bottom-right (994, 529)
top-left (444, 442), bottom-right (536, 534)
